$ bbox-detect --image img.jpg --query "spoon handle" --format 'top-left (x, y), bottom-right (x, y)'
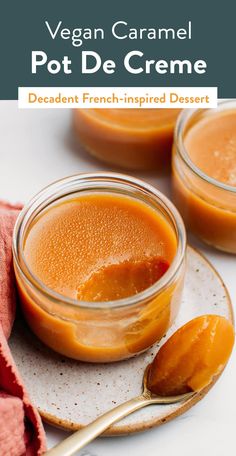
top-left (46, 394), bottom-right (150, 456)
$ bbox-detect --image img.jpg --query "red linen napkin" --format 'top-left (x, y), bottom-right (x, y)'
top-left (0, 201), bottom-right (46, 456)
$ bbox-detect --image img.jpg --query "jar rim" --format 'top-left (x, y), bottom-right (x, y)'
top-left (174, 99), bottom-right (236, 194)
top-left (13, 172), bottom-right (186, 310)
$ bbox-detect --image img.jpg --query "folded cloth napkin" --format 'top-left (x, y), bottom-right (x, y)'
top-left (0, 201), bottom-right (46, 456)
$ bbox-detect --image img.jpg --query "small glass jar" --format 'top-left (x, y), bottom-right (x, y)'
top-left (172, 100), bottom-right (236, 253)
top-left (13, 173), bottom-right (186, 363)
top-left (73, 109), bottom-right (181, 171)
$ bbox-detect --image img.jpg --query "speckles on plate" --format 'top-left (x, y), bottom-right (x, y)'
top-left (9, 246), bottom-right (233, 435)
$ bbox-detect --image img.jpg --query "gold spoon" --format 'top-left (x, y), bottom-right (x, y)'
top-left (46, 314), bottom-right (235, 455)
top-left (46, 366), bottom-right (195, 456)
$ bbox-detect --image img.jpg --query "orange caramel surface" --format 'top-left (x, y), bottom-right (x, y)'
top-left (23, 193), bottom-right (176, 300)
top-left (16, 192), bottom-right (183, 362)
top-left (79, 109), bottom-right (181, 131)
top-left (74, 109), bottom-right (181, 170)
top-left (77, 257), bottom-right (169, 302)
top-left (147, 315), bottom-right (235, 396)
top-left (185, 110), bottom-right (236, 186)
top-left (172, 109), bottom-right (236, 252)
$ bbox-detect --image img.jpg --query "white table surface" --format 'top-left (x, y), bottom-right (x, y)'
top-left (0, 101), bottom-right (235, 456)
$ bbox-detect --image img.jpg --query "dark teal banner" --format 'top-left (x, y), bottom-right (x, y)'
top-left (1, 0), bottom-right (235, 99)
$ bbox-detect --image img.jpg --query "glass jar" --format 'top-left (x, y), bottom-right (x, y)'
top-left (13, 173), bottom-right (186, 363)
top-left (172, 100), bottom-right (236, 253)
top-left (73, 109), bottom-right (181, 171)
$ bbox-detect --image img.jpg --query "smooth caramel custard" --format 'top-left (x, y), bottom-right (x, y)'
top-left (172, 107), bottom-right (236, 253)
top-left (147, 315), bottom-right (235, 396)
top-left (23, 193), bottom-right (177, 301)
top-left (81, 109), bottom-right (181, 131)
top-left (184, 110), bottom-right (236, 186)
top-left (74, 108), bottom-right (181, 170)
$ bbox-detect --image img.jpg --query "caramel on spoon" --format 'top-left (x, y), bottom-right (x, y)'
top-left (46, 315), bottom-right (234, 456)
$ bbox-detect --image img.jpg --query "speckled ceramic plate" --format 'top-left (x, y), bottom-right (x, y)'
top-left (10, 246), bottom-right (233, 435)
